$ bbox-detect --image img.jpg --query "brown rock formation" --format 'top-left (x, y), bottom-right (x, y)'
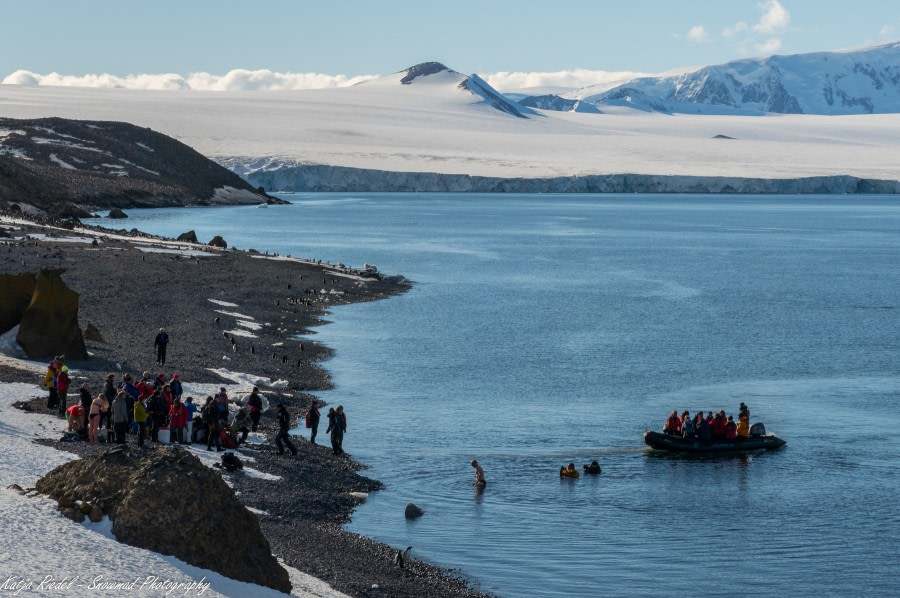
top-left (107, 208), bottom-right (128, 219)
top-left (36, 447), bottom-right (291, 593)
top-left (177, 230), bottom-right (199, 243)
top-left (0, 273), bottom-right (35, 334)
top-left (15, 269), bottom-right (87, 359)
top-left (208, 235), bottom-right (228, 248)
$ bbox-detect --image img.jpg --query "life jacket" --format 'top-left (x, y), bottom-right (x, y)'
top-left (560, 468), bottom-right (580, 478)
top-left (665, 414), bottom-right (681, 432)
top-left (724, 421), bottom-right (737, 439)
top-left (66, 404), bottom-right (83, 419)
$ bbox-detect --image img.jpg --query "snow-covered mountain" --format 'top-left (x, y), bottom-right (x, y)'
top-left (519, 42), bottom-right (900, 115)
top-left (364, 61), bottom-right (533, 118)
top-left (1, 57), bottom-right (899, 190)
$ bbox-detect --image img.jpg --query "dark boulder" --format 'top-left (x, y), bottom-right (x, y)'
top-left (0, 273), bottom-right (36, 334)
top-left (208, 235), bottom-right (228, 249)
top-left (404, 503), bottom-right (424, 519)
top-left (177, 230), bottom-right (199, 243)
top-left (35, 447), bottom-right (291, 593)
top-left (15, 269), bottom-right (87, 360)
top-left (107, 208), bottom-right (128, 219)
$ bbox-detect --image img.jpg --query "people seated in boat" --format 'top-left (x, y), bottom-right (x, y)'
top-left (736, 414), bottom-right (750, 437)
top-left (696, 417), bottom-right (712, 442)
top-left (693, 411), bottom-right (705, 429)
top-left (680, 412), bottom-right (695, 438)
top-left (560, 463), bottom-right (580, 478)
top-left (664, 410), bottom-right (681, 435)
top-left (724, 415), bottom-right (737, 439)
top-left (711, 410), bottom-right (727, 439)
top-left (582, 460), bottom-right (601, 475)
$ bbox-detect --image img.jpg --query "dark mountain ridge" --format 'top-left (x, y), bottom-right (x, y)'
top-left (0, 117), bottom-right (276, 214)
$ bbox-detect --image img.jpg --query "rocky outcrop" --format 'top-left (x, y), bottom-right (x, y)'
top-left (177, 230), bottom-right (199, 243)
top-left (82, 322), bottom-right (105, 343)
top-left (15, 269), bottom-right (87, 359)
top-left (208, 235), bottom-right (228, 249)
top-left (0, 116), bottom-right (270, 214)
top-left (238, 163), bottom-right (900, 195)
top-left (35, 446), bottom-right (291, 593)
top-left (107, 208), bottom-right (128, 219)
top-left (0, 273), bottom-right (36, 334)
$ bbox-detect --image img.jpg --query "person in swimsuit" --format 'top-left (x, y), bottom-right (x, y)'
top-left (471, 459), bottom-right (486, 488)
top-left (88, 394), bottom-right (108, 444)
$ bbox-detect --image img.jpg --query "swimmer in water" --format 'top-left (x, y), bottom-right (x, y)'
top-left (471, 459), bottom-right (486, 488)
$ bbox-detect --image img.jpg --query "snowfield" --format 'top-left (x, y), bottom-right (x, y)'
top-left (2, 66), bottom-right (899, 181)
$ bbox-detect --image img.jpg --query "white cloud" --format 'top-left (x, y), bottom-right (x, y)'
top-left (0, 68), bottom-right (378, 90)
top-left (722, 21), bottom-right (749, 38)
top-left (880, 24), bottom-right (895, 38)
top-left (752, 0), bottom-right (790, 34)
top-left (687, 25), bottom-right (709, 43)
top-left (482, 69), bottom-right (650, 92)
top-left (755, 37), bottom-right (783, 54)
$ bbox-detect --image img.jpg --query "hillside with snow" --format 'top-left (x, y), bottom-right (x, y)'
top-left (528, 42), bottom-right (900, 115)
top-left (1, 57), bottom-right (899, 193)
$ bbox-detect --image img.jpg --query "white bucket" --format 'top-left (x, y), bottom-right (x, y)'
top-left (158, 427), bottom-right (170, 444)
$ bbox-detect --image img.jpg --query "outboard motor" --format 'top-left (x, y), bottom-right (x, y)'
top-left (749, 422), bottom-right (767, 437)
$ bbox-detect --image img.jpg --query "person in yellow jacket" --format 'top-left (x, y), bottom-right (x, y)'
top-left (133, 398), bottom-right (148, 448)
top-left (560, 463), bottom-right (580, 478)
top-left (736, 415), bottom-right (750, 438)
top-left (44, 360), bottom-right (58, 409)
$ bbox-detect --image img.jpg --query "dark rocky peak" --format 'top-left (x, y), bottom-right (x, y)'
top-left (400, 62), bottom-right (454, 84)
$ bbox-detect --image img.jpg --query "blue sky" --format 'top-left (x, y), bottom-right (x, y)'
top-left (1, 0), bottom-right (897, 85)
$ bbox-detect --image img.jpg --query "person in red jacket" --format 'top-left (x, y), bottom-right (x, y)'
top-left (65, 403), bottom-right (84, 433)
top-left (724, 415), bottom-right (738, 439)
top-left (169, 397), bottom-right (188, 444)
top-left (664, 410), bottom-right (681, 436)
top-left (712, 411), bottom-right (726, 439)
top-left (56, 365), bottom-right (71, 416)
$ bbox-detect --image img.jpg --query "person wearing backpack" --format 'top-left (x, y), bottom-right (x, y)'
top-left (203, 397), bottom-right (222, 452)
top-left (305, 402), bottom-right (320, 444)
top-left (274, 404), bottom-right (297, 456)
top-left (246, 387), bottom-right (263, 432)
top-left (111, 390), bottom-right (130, 444)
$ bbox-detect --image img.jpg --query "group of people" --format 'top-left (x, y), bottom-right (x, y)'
top-left (559, 461), bottom-right (602, 478)
top-left (50, 357), bottom-right (349, 457)
top-left (663, 402), bottom-right (752, 441)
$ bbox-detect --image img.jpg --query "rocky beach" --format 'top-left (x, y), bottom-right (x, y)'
top-left (0, 212), bottom-right (492, 598)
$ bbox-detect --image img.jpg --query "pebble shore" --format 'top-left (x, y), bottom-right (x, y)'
top-left (0, 215), bottom-right (493, 598)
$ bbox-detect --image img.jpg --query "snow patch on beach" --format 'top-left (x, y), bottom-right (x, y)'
top-left (247, 506), bottom-right (269, 516)
top-left (225, 328), bottom-right (258, 338)
top-left (135, 244), bottom-right (215, 257)
top-left (207, 369), bottom-right (273, 389)
top-left (237, 320), bottom-right (262, 331)
top-left (208, 299), bottom-right (239, 307)
top-left (214, 309), bottom-right (255, 319)
top-left (0, 328), bottom-right (48, 374)
top-left (25, 233), bottom-right (97, 244)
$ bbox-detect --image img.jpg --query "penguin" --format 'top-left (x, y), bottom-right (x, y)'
top-left (394, 546), bottom-right (412, 568)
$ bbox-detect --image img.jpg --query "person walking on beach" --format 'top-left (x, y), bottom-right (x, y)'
top-left (247, 387), bottom-right (263, 432)
top-left (154, 327), bottom-right (169, 366)
top-left (305, 402), bottom-right (320, 444)
top-left (326, 405), bottom-right (346, 455)
top-left (274, 404), bottom-right (298, 456)
top-left (471, 460), bottom-right (486, 488)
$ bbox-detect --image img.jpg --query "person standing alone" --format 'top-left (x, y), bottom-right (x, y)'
top-left (154, 328), bottom-right (169, 366)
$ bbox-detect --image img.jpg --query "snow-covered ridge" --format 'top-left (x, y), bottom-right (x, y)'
top-left (525, 42), bottom-right (900, 115)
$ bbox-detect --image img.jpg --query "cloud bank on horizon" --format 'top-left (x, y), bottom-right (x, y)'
top-left (1, 66), bottom-right (652, 93)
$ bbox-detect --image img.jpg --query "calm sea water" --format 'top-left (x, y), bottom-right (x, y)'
top-left (89, 195), bottom-right (900, 597)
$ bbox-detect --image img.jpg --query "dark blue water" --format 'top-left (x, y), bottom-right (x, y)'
top-left (88, 195), bottom-right (900, 597)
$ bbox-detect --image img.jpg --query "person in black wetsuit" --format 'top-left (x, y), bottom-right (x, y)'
top-left (154, 327), bottom-right (169, 366)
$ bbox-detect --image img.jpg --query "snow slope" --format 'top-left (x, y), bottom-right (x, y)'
top-left (1, 60), bottom-right (899, 181)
